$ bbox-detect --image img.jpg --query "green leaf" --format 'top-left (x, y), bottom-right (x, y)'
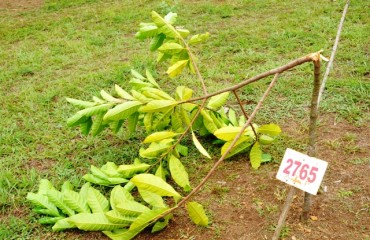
top-left (131, 69), bottom-right (145, 80)
top-left (140, 100), bottom-right (178, 113)
top-left (176, 144), bottom-right (188, 156)
top-left (131, 174), bottom-right (181, 198)
top-left (176, 86), bottom-right (193, 101)
top-left (155, 163), bottom-right (166, 181)
top-left (177, 28), bottom-right (190, 38)
top-left (158, 42), bottom-right (184, 55)
top-left (207, 92), bottom-right (229, 111)
top-left (186, 202), bottom-right (208, 227)
top-left (214, 126), bottom-right (244, 141)
top-left (259, 134), bottom-right (275, 145)
top-left (258, 124), bottom-right (281, 137)
top-left (66, 98), bottom-right (96, 108)
top-left (139, 142), bottom-right (171, 159)
top-left (128, 112), bottom-right (139, 133)
top-left (201, 110), bottom-right (218, 134)
top-left (110, 119), bottom-right (124, 134)
top-left (129, 207), bottom-right (169, 230)
top-left (67, 213), bottom-right (127, 231)
top-left (221, 136), bottom-right (253, 159)
top-left (171, 109), bottom-right (183, 132)
top-left (110, 185), bottom-right (134, 211)
top-left (100, 90), bottom-right (122, 103)
top-left (104, 208), bottom-right (169, 240)
top-left (67, 103), bottom-right (113, 127)
top-left (188, 32), bottom-right (210, 45)
top-left (228, 108), bottom-right (238, 126)
top-left (37, 179), bottom-right (55, 195)
top-left (191, 131), bottom-right (211, 159)
top-left (143, 131), bottom-right (178, 143)
top-left (87, 187), bottom-right (110, 213)
top-left (164, 12), bottom-right (177, 24)
top-left (117, 163), bottom-right (151, 178)
top-left (39, 216), bottom-right (65, 225)
top-left (80, 117), bottom-right (92, 135)
top-left (115, 84), bottom-right (135, 100)
top-left (169, 155), bottom-right (191, 192)
top-left (136, 24), bottom-right (158, 39)
top-left (130, 78), bottom-right (153, 90)
top-left (90, 165), bottom-right (110, 181)
top-left (83, 174), bottom-right (111, 186)
top-left (32, 207), bottom-right (58, 216)
top-left (116, 200), bottom-right (150, 216)
top-left (26, 192), bottom-right (60, 217)
top-left (152, 214), bottom-right (172, 233)
top-left (145, 69), bottom-right (160, 88)
top-left (141, 87), bottom-right (173, 100)
top-left (107, 177), bottom-right (129, 185)
top-left (104, 101), bottom-right (142, 121)
top-left (61, 181), bottom-right (74, 193)
top-left (150, 33), bottom-right (166, 51)
top-left (138, 189), bottom-right (166, 208)
top-left (105, 210), bottom-right (135, 225)
top-left (166, 60), bottom-right (189, 78)
top-left (261, 153), bottom-right (272, 163)
top-left (47, 189), bottom-right (75, 216)
top-left (152, 11), bottom-right (179, 38)
top-left (63, 190), bottom-right (90, 213)
top-left (100, 162), bottom-right (120, 178)
top-left (250, 142), bottom-right (262, 169)
top-left (52, 218), bottom-right (76, 231)
top-left (79, 182), bottom-right (91, 200)
top-left (93, 96), bottom-right (105, 104)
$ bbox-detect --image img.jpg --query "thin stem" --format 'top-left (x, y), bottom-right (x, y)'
top-left (302, 56), bottom-right (321, 220)
top-left (183, 52), bottom-right (319, 104)
top-left (178, 73), bottom-right (279, 206)
top-left (272, 187), bottom-right (297, 240)
top-left (317, 0), bottom-right (350, 105)
top-left (181, 38), bottom-right (208, 95)
top-left (232, 90), bottom-right (258, 139)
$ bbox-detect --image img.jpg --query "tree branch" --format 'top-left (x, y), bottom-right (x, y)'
top-left (232, 90), bottom-right (258, 139)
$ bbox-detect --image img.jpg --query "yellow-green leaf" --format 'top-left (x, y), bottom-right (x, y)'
top-left (258, 124), bottom-right (281, 137)
top-left (207, 92), bottom-right (229, 111)
top-left (214, 126), bottom-right (243, 141)
top-left (103, 101), bottom-right (142, 121)
top-left (250, 142), bottom-right (262, 169)
top-left (169, 155), bottom-right (191, 192)
top-left (191, 131), bottom-right (211, 159)
top-left (143, 131), bottom-right (178, 143)
top-left (166, 60), bottom-right (189, 78)
top-left (131, 174), bottom-right (181, 198)
top-left (140, 100), bottom-right (178, 113)
top-left (186, 201), bottom-right (208, 227)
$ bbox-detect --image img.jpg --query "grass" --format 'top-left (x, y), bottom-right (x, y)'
top-left (0, 0), bottom-right (369, 239)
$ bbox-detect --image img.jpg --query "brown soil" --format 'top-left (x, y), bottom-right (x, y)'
top-left (133, 114), bottom-right (369, 240)
top-left (0, 0), bottom-right (43, 11)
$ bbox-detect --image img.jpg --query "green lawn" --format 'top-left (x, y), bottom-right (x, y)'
top-left (0, 0), bottom-right (368, 239)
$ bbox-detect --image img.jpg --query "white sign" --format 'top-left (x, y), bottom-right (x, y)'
top-left (276, 148), bottom-right (328, 195)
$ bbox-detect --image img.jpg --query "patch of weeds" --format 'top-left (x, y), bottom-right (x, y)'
top-left (323, 138), bottom-right (342, 150)
top-left (349, 157), bottom-right (369, 165)
top-left (268, 224), bottom-right (291, 238)
top-left (337, 189), bottom-right (354, 198)
top-left (274, 187), bottom-right (287, 202)
top-left (253, 198), bottom-right (265, 216)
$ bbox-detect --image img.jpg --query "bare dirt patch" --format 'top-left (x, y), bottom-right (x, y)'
top-left (0, 0), bottom-right (43, 11)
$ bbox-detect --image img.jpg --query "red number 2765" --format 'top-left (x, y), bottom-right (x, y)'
top-left (283, 159), bottom-right (318, 183)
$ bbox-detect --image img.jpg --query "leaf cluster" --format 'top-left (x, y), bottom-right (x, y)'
top-left (28, 11), bottom-right (281, 239)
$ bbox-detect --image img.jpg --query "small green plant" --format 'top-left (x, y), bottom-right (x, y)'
top-left (26, 10), bottom-right (323, 239)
